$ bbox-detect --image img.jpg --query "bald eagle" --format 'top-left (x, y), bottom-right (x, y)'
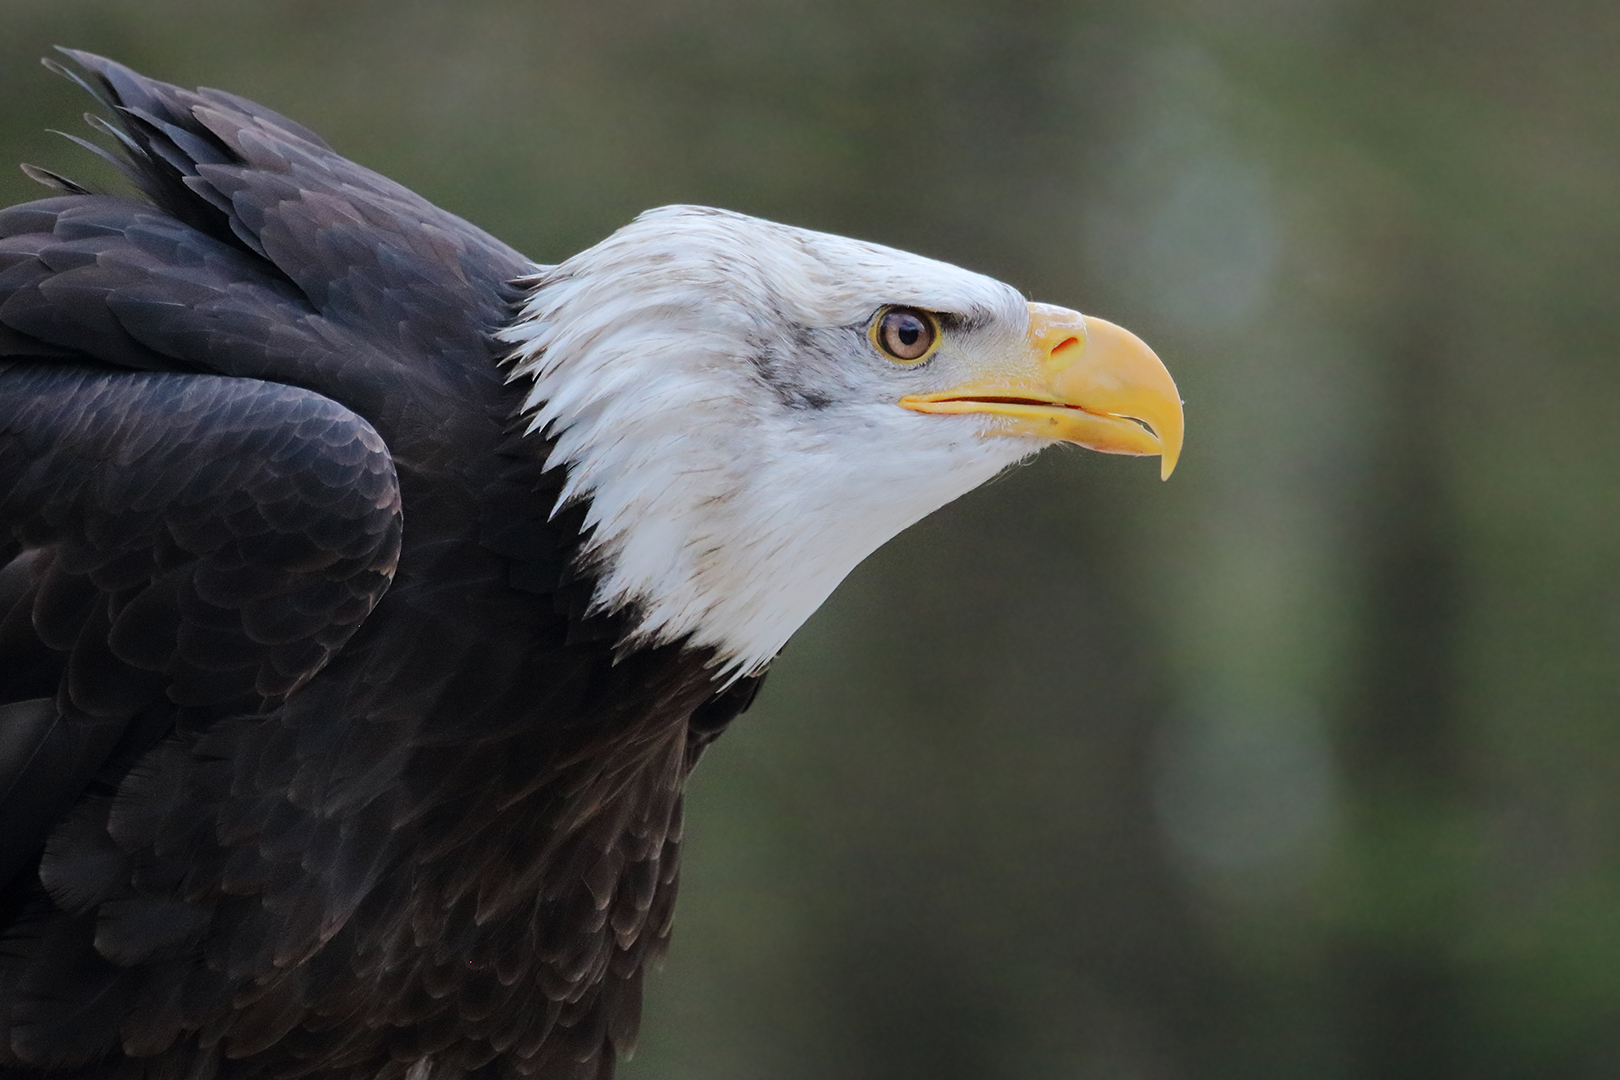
top-left (0, 53), bottom-right (1182, 1080)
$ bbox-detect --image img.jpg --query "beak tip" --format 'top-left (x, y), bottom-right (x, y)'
top-left (1158, 432), bottom-right (1182, 481)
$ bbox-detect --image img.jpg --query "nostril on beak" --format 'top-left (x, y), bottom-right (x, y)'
top-left (1046, 335), bottom-right (1081, 372)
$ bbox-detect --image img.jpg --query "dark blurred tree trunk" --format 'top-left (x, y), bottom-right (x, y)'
top-left (807, 2), bottom-right (1233, 1073)
top-left (1336, 245), bottom-right (1468, 1080)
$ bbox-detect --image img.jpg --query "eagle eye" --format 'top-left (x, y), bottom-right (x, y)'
top-left (872, 307), bottom-right (939, 363)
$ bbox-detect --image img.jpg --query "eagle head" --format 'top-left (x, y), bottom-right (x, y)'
top-left (500, 206), bottom-right (1183, 676)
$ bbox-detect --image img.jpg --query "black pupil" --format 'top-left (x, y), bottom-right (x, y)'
top-left (883, 310), bottom-right (930, 358)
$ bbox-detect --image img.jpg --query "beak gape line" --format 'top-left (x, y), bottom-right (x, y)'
top-left (900, 303), bottom-right (1185, 480)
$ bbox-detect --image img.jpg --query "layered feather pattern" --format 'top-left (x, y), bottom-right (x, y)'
top-left (0, 53), bottom-right (762, 1080)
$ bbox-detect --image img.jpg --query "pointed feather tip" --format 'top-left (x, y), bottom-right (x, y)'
top-left (83, 112), bottom-right (141, 153)
top-left (41, 52), bottom-right (102, 101)
top-left (47, 48), bottom-right (144, 109)
top-left (45, 128), bottom-right (130, 175)
top-left (19, 163), bottom-right (89, 194)
top-left (50, 46), bottom-right (110, 74)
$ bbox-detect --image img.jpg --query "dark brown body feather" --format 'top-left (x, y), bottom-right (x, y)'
top-left (0, 53), bottom-right (760, 1080)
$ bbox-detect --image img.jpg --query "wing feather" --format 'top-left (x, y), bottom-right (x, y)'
top-left (0, 366), bottom-right (401, 898)
top-left (50, 51), bottom-right (527, 368)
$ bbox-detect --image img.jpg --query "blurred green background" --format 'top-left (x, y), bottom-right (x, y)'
top-left (2, 1), bottom-right (1617, 1077)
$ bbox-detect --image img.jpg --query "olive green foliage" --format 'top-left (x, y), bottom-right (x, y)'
top-left (1, 2), bottom-right (1616, 1077)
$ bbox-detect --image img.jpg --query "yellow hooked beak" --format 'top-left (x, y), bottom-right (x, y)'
top-left (899, 303), bottom-right (1184, 479)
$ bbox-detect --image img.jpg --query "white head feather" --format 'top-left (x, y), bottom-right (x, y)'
top-left (499, 206), bottom-right (1042, 677)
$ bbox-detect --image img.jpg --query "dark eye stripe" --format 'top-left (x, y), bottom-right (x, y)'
top-left (874, 307), bottom-right (938, 363)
